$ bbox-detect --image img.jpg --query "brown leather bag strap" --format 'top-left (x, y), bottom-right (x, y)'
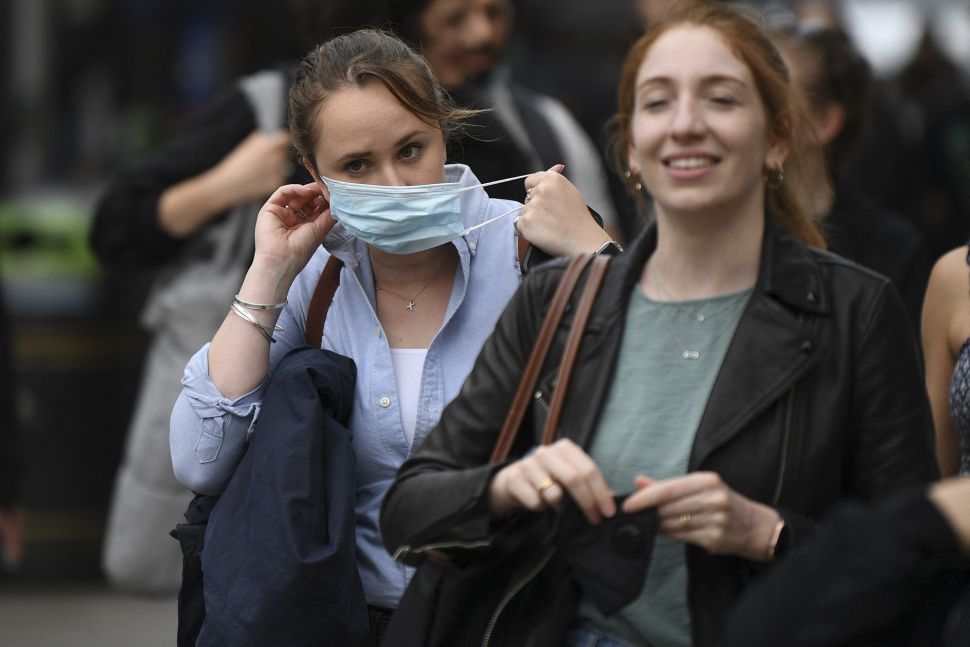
top-left (305, 256), bottom-right (344, 347)
top-left (541, 253), bottom-right (611, 445)
top-left (490, 253), bottom-right (597, 463)
top-left (517, 234), bottom-right (529, 269)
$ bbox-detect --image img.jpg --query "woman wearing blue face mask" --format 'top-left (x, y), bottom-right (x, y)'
top-left (168, 28), bottom-right (612, 642)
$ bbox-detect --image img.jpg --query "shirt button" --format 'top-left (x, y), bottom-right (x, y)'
top-left (468, 241), bottom-right (477, 252)
top-left (379, 396), bottom-right (391, 408)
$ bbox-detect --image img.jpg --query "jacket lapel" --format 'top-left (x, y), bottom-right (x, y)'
top-left (690, 219), bottom-right (828, 468)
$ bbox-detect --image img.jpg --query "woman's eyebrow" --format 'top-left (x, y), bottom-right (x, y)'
top-left (334, 130), bottom-right (427, 164)
top-left (636, 74), bottom-right (748, 93)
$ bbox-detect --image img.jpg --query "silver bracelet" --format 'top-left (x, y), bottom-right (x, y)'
top-left (232, 302), bottom-right (284, 332)
top-left (233, 295), bottom-right (288, 311)
top-left (229, 302), bottom-right (282, 343)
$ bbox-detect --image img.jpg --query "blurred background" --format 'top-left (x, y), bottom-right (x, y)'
top-left (1, 0), bottom-right (969, 644)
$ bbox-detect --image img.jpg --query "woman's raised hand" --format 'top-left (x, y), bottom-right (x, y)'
top-left (622, 472), bottom-right (782, 561)
top-left (488, 438), bottom-right (617, 524)
top-left (216, 130), bottom-right (294, 203)
top-left (252, 182), bottom-right (334, 283)
top-left (517, 165), bottom-right (612, 257)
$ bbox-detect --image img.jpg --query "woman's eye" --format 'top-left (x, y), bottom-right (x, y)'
top-left (643, 98), bottom-right (669, 110)
top-left (399, 143), bottom-right (423, 160)
top-left (709, 95), bottom-right (737, 106)
top-left (344, 159), bottom-right (368, 174)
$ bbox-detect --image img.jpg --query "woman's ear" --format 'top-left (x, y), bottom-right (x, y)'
top-left (814, 102), bottom-right (846, 146)
top-left (765, 144), bottom-right (789, 173)
top-left (766, 113), bottom-right (793, 170)
top-left (303, 157), bottom-right (330, 201)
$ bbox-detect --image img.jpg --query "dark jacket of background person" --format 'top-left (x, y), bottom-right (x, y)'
top-left (824, 181), bottom-right (930, 331)
top-left (0, 291), bottom-right (22, 508)
top-left (450, 82), bottom-right (590, 201)
top-left (772, 25), bottom-right (932, 334)
top-left (88, 73), bottom-right (304, 272)
top-left (381, 219), bottom-right (940, 645)
top-left (722, 486), bottom-right (970, 647)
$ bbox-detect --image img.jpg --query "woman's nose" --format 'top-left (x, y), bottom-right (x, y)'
top-left (670, 99), bottom-right (704, 139)
top-left (375, 166), bottom-right (404, 186)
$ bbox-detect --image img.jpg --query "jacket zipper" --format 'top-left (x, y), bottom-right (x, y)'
top-left (392, 538), bottom-right (492, 562)
top-left (534, 389), bottom-right (550, 413)
top-left (771, 387), bottom-right (796, 506)
top-left (481, 546), bottom-right (556, 647)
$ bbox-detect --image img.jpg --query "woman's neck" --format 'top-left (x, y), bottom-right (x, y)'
top-left (801, 155), bottom-right (835, 221)
top-left (644, 204), bottom-right (764, 300)
top-left (369, 244), bottom-right (457, 291)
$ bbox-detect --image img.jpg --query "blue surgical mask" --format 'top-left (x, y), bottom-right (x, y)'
top-left (321, 173), bottom-right (530, 254)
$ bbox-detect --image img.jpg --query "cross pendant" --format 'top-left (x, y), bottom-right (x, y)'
top-left (405, 300), bottom-right (416, 311)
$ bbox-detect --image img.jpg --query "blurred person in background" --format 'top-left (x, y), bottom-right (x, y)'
top-left (792, 0), bottom-right (840, 29)
top-left (89, 1), bottom-right (393, 595)
top-left (722, 475), bottom-right (970, 646)
top-left (922, 242), bottom-right (970, 478)
top-left (390, 0), bottom-right (619, 238)
top-left (773, 22), bottom-right (930, 330)
top-left (0, 286), bottom-right (25, 572)
top-left (837, 1), bottom-right (970, 263)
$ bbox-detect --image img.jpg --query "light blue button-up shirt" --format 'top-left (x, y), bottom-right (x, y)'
top-left (170, 164), bottom-right (524, 608)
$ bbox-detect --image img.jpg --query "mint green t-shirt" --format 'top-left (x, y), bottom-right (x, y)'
top-left (578, 285), bottom-right (751, 647)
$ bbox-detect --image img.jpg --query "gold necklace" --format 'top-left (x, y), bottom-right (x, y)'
top-left (375, 258), bottom-right (446, 311)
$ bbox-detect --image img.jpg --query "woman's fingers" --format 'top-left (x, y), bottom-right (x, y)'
top-left (488, 439), bottom-right (615, 524)
top-left (622, 472), bottom-right (779, 559)
top-left (264, 183), bottom-right (329, 228)
top-left (516, 171), bottom-right (608, 256)
top-left (532, 440), bottom-right (616, 523)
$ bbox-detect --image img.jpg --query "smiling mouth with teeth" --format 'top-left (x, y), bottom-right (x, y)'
top-left (666, 157), bottom-right (717, 169)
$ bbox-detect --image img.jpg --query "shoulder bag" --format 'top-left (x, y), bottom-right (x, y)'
top-left (383, 252), bottom-right (613, 647)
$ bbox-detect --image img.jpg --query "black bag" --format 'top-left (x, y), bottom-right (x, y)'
top-left (382, 254), bottom-right (618, 647)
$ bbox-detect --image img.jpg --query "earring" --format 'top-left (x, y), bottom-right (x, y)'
top-left (767, 162), bottom-right (784, 188)
top-left (625, 169), bottom-right (643, 193)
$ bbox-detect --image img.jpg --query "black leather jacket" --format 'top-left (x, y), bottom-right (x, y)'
top-left (382, 219), bottom-right (939, 645)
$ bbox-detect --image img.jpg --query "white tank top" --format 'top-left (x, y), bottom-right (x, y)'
top-left (390, 348), bottom-right (428, 446)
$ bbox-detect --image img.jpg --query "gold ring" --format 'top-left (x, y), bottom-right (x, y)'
top-left (678, 512), bottom-right (692, 528)
top-left (536, 477), bottom-right (555, 495)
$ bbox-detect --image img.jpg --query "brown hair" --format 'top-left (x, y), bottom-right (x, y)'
top-left (773, 25), bottom-right (873, 176)
top-left (609, 0), bottom-right (826, 248)
top-left (290, 28), bottom-right (476, 170)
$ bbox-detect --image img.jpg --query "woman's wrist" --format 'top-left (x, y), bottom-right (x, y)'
top-left (764, 517), bottom-right (787, 561)
top-left (487, 467), bottom-right (517, 519)
top-left (745, 503), bottom-right (784, 562)
top-left (929, 477), bottom-right (970, 551)
top-left (240, 257), bottom-right (296, 305)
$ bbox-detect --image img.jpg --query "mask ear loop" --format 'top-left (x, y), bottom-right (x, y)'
top-left (455, 173), bottom-right (534, 194)
top-left (462, 204), bottom-right (524, 234)
top-left (458, 173), bottom-right (536, 234)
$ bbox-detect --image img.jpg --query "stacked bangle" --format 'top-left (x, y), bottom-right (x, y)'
top-left (229, 301), bottom-right (283, 343)
top-left (233, 295), bottom-right (287, 311)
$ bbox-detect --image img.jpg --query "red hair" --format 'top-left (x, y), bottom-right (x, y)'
top-left (610, 0), bottom-right (825, 248)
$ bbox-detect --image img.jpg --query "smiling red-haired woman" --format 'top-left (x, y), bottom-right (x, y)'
top-left (381, 2), bottom-right (938, 645)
